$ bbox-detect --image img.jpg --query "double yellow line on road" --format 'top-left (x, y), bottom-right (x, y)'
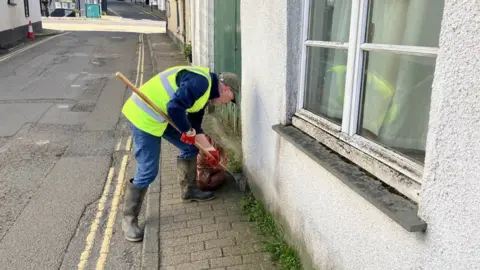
top-left (77, 33), bottom-right (146, 270)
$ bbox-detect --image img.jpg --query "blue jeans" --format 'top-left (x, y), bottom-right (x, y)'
top-left (130, 123), bottom-right (199, 189)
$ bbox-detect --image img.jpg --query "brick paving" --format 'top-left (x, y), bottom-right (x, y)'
top-left (157, 141), bottom-right (278, 270)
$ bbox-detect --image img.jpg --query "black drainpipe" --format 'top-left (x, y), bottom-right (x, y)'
top-left (182, 0), bottom-right (186, 44)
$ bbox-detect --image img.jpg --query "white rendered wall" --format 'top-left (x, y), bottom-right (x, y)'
top-left (158, 0), bottom-right (165, 11)
top-left (240, 0), bottom-right (480, 269)
top-left (189, 0), bottom-right (214, 69)
top-left (1, 1), bottom-right (41, 32)
top-left (419, 0), bottom-right (480, 269)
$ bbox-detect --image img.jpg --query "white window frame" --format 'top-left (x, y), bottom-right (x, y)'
top-left (296, 0), bottom-right (441, 203)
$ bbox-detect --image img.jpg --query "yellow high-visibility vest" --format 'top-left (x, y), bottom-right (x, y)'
top-left (122, 65), bottom-right (212, 137)
top-left (328, 65), bottom-right (398, 129)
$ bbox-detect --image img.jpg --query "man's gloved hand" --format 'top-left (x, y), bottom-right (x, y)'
top-left (180, 128), bottom-right (196, 145)
top-left (205, 146), bottom-right (219, 168)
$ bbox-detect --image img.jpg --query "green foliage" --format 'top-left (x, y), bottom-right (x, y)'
top-left (225, 148), bottom-right (242, 173)
top-left (183, 43), bottom-right (192, 59)
top-left (240, 194), bottom-right (303, 270)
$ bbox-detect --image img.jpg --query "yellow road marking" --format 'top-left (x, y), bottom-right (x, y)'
top-left (77, 167), bottom-right (115, 270)
top-left (124, 33), bottom-right (144, 153)
top-left (134, 34), bottom-right (143, 87)
top-left (114, 138), bottom-right (122, 151)
top-left (0, 32), bottom-right (69, 62)
top-left (76, 32), bottom-right (144, 270)
top-left (140, 34), bottom-right (145, 86)
top-left (107, 8), bottom-right (121, 17)
top-left (95, 155), bottom-right (129, 270)
top-left (125, 136), bottom-right (132, 152)
top-left (115, 33), bottom-right (143, 153)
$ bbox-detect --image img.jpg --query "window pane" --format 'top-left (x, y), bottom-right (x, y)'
top-left (304, 47), bottom-right (348, 125)
top-left (366, 0), bottom-right (445, 47)
top-left (308, 0), bottom-right (352, 42)
top-left (358, 52), bottom-right (436, 163)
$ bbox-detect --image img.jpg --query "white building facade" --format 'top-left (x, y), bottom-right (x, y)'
top-left (1, 0), bottom-right (42, 48)
top-left (236, 0), bottom-right (480, 269)
top-left (188, 0), bottom-right (214, 68)
top-left (158, 0), bottom-right (165, 11)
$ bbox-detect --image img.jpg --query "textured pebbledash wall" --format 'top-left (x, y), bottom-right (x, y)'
top-left (419, 0), bottom-right (480, 269)
top-left (241, 0), bottom-right (480, 269)
top-left (241, 0), bottom-right (425, 269)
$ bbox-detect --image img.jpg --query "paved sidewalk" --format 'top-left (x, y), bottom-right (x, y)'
top-left (158, 143), bottom-right (277, 270)
top-left (142, 33), bottom-right (279, 269)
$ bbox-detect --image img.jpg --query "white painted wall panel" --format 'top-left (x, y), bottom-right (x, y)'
top-left (1, 1), bottom-right (42, 32)
top-left (190, 0), bottom-right (213, 68)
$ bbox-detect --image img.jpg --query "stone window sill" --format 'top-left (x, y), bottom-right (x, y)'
top-left (272, 123), bottom-right (427, 233)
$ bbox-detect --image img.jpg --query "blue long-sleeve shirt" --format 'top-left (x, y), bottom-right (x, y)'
top-left (166, 70), bottom-right (220, 134)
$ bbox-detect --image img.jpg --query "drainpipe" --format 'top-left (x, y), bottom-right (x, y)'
top-left (182, 0), bottom-right (186, 44)
top-left (165, 0), bottom-right (168, 30)
top-left (189, 0), bottom-right (194, 63)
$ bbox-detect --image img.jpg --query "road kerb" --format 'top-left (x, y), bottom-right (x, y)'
top-left (141, 179), bottom-right (161, 269)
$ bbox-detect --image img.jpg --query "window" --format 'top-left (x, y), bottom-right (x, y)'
top-left (297, 0), bottom-right (445, 198)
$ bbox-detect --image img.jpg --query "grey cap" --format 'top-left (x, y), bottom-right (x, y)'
top-left (219, 72), bottom-right (241, 104)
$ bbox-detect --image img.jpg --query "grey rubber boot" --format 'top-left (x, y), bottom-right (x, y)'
top-left (122, 178), bottom-right (147, 242)
top-left (177, 157), bottom-right (215, 202)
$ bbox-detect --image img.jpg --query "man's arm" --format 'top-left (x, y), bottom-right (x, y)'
top-left (188, 109), bottom-right (215, 149)
top-left (167, 71), bottom-right (216, 153)
top-left (166, 71), bottom-right (208, 133)
top-left (187, 109), bottom-right (205, 134)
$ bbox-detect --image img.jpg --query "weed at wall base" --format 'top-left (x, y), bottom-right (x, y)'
top-left (225, 147), bottom-right (242, 173)
top-left (240, 193), bottom-right (303, 270)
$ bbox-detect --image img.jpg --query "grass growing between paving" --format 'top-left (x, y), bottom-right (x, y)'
top-left (225, 148), bottom-right (242, 173)
top-left (240, 193), bottom-right (303, 270)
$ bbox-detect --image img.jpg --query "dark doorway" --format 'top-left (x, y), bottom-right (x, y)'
top-left (24, 0), bottom-right (30, 17)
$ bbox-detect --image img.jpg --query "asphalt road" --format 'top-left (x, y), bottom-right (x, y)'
top-left (0, 4), bottom-right (160, 269)
top-left (42, 1), bottom-right (165, 34)
top-left (107, 0), bottom-right (161, 20)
